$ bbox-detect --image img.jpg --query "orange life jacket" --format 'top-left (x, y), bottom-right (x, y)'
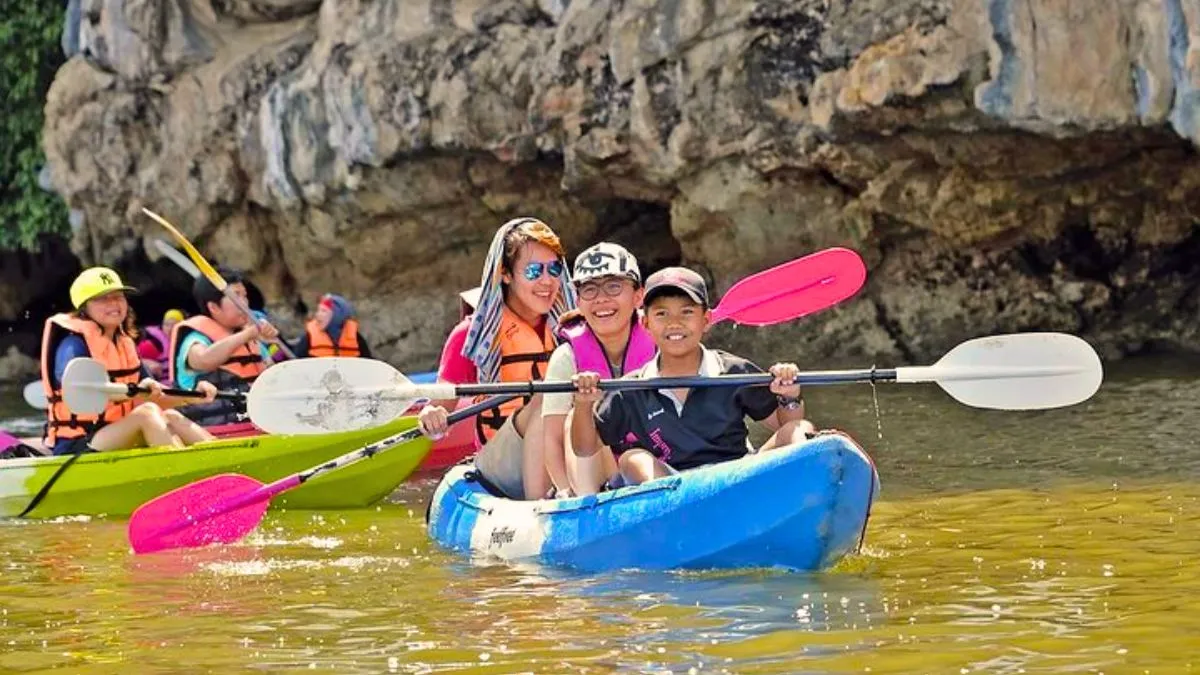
top-left (39, 314), bottom-right (142, 446)
top-left (474, 305), bottom-right (557, 445)
top-left (168, 315), bottom-right (268, 386)
top-left (304, 319), bottom-right (360, 357)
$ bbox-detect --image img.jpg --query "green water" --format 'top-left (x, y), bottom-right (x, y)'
top-left (1, 355), bottom-right (1198, 673)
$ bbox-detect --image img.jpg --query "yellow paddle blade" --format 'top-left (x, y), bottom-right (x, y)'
top-left (141, 208), bottom-right (227, 292)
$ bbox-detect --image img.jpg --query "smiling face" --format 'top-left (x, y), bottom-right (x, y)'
top-left (642, 292), bottom-right (710, 358)
top-left (502, 242), bottom-right (562, 318)
top-left (82, 290), bottom-right (129, 331)
top-left (577, 275), bottom-right (642, 340)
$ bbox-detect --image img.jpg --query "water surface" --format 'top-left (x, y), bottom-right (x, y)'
top-left (1, 355), bottom-right (1197, 673)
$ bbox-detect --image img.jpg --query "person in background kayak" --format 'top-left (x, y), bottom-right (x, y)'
top-left (169, 267), bottom-right (278, 426)
top-left (291, 293), bottom-right (372, 358)
top-left (40, 268), bottom-right (217, 456)
top-left (541, 243), bottom-right (654, 497)
top-left (569, 267), bottom-right (815, 488)
top-left (418, 217), bottom-right (576, 500)
top-left (136, 308), bottom-right (184, 381)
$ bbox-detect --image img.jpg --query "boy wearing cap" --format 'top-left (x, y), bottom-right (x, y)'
top-left (568, 267), bottom-right (814, 487)
top-left (542, 242), bottom-right (656, 497)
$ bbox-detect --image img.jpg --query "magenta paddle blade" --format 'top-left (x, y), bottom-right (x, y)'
top-left (128, 474), bottom-right (270, 554)
top-left (711, 247), bottom-right (867, 326)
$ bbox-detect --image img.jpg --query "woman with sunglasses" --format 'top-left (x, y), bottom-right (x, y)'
top-left (540, 243), bottom-right (655, 497)
top-left (418, 218), bottom-right (576, 500)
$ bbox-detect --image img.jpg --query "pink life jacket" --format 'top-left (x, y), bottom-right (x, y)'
top-left (557, 315), bottom-right (657, 378)
top-left (142, 325), bottom-right (169, 364)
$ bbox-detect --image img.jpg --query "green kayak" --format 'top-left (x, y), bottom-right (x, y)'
top-left (0, 416), bottom-right (429, 520)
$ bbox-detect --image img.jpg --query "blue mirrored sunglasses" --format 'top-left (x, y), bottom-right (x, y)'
top-left (522, 260), bottom-right (565, 281)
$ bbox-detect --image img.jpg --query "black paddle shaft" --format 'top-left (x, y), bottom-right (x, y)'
top-left (121, 383), bottom-right (244, 402)
top-left (444, 368), bottom-right (901, 397)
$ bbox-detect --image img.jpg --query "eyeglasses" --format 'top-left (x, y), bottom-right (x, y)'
top-left (577, 278), bottom-right (631, 300)
top-left (522, 260), bottom-right (565, 281)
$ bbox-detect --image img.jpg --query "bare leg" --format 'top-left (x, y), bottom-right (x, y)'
top-left (542, 414), bottom-right (572, 498)
top-left (512, 395), bottom-right (550, 500)
top-left (617, 448), bottom-right (674, 486)
top-left (163, 409), bottom-right (215, 445)
top-left (89, 403), bottom-right (181, 451)
top-left (757, 419), bottom-right (817, 453)
top-left (564, 413), bottom-right (618, 496)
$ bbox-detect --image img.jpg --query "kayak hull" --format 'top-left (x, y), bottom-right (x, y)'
top-left (426, 432), bottom-right (879, 573)
top-left (0, 416), bottom-right (429, 519)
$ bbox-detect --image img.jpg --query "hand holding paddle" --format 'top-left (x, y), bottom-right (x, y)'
top-left (62, 358), bottom-right (244, 415)
top-left (412, 332), bottom-right (1101, 410)
top-left (246, 332), bottom-right (1103, 435)
top-left (142, 208), bottom-right (297, 360)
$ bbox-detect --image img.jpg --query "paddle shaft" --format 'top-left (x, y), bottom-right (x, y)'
top-left (148, 394), bottom-right (518, 540)
top-left (222, 287), bottom-right (298, 360)
top-left (411, 364), bottom-right (1093, 398)
top-left (82, 381), bottom-right (244, 402)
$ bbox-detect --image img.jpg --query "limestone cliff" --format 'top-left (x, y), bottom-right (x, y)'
top-left (24, 0), bottom-right (1200, 372)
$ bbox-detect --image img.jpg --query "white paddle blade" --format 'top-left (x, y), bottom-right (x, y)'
top-left (62, 358), bottom-right (122, 414)
top-left (247, 357), bottom-right (417, 434)
top-left (895, 332), bottom-right (1103, 410)
top-left (153, 239), bottom-right (201, 279)
top-left (23, 381), bottom-right (48, 410)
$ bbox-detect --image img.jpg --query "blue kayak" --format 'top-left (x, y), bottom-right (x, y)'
top-left (425, 432), bottom-right (879, 573)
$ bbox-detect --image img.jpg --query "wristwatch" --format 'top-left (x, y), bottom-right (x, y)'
top-left (776, 395), bottom-right (802, 410)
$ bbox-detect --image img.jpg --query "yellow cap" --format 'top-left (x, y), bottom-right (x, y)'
top-left (163, 309), bottom-right (185, 323)
top-left (70, 267), bottom-right (138, 309)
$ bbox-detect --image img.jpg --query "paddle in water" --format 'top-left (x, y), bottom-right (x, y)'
top-left (127, 394), bottom-right (518, 554)
top-left (61, 358), bottom-right (244, 415)
top-left (248, 332), bottom-right (1102, 438)
top-left (142, 208), bottom-right (297, 359)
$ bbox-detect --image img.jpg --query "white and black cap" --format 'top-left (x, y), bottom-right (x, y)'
top-left (572, 242), bottom-right (641, 285)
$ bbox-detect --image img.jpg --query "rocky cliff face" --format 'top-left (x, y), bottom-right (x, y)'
top-left (27, 0), bottom-right (1200, 372)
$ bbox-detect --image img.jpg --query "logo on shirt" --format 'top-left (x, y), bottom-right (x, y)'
top-left (648, 427), bottom-right (672, 460)
top-left (647, 408), bottom-right (665, 420)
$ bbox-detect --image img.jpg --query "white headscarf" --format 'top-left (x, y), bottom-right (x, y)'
top-left (461, 218), bottom-right (577, 383)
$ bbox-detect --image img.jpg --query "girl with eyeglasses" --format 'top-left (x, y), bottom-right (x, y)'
top-left (418, 218), bottom-right (576, 500)
top-left (539, 242), bottom-right (656, 497)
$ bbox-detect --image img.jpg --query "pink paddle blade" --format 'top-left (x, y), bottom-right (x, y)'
top-left (128, 474), bottom-right (269, 554)
top-left (710, 247), bottom-right (867, 326)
